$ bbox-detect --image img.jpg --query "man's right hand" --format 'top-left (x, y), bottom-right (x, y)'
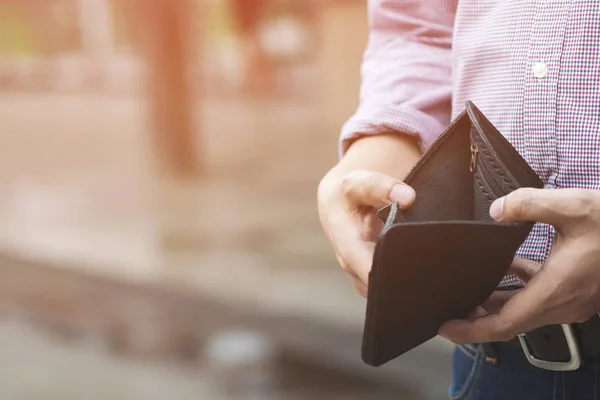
top-left (317, 134), bottom-right (421, 297)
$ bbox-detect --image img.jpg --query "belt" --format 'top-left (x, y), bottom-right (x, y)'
top-left (505, 313), bottom-right (600, 371)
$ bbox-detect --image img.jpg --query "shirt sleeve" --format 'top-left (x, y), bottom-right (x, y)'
top-left (339, 0), bottom-right (458, 158)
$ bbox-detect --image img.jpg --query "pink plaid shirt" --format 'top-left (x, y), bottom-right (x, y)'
top-left (340, 1), bottom-right (600, 286)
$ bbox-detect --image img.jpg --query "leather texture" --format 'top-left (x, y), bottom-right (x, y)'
top-left (362, 101), bottom-right (544, 367)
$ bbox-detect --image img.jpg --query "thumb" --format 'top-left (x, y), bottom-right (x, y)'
top-left (341, 170), bottom-right (416, 210)
top-left (489, 188), bottom-right (592, 228)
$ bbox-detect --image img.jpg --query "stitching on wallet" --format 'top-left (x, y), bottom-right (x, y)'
top-left (475, 135), bottom-right (516, 191)
top-left (475, 173), bottom-right (496, 202)
top-left (473, 118), bottom-right (538, 183)
top-left (594, 360), bottom-right (598, 400)
top-left (495, 135), bottom-right (539, 182)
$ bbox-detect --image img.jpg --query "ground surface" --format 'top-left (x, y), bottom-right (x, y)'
top-left (0, 92), bottom-right (453, 399)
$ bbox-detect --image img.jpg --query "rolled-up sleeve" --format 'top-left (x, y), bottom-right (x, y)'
top-left (340, 0), bottom-right (458, 158)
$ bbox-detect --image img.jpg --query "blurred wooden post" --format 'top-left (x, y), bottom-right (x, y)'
top-left (78, 0), bottom-right (113, 58)
top-left (315, 0), bottom-right (368, 134)
top-left (145, 0), bottom-right (201, 179)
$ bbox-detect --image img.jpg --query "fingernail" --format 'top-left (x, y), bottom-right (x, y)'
top-left (389, 184), bottom-right (415, 206)
top-left (490, 197), bottom-right (505, 220)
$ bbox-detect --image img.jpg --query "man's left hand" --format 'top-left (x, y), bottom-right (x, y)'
top-left (439, 188), bottom-right (600, 344)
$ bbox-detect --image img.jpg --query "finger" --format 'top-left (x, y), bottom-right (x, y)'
top-left (441, 291), bottom-right (515, 339)
top-left (338, 253), bottom-right (369, 297)
top-left (466, 306), bottom-right (488, 321)
top-left (360, 211), bottom-right (385, 242)
top-left (349, 272), bottom-right (368, 298)
top-left (341, 170), bottom-right (415, 209)
top-left (490, 188), bottom-right (598, 228)
top-left (439, 277), bottom-right (551, 343)
top-left (509, 258), bottom-right (543, 282)
top-left (463, 291), bottom-right (518, 322)
top-left (480, 290), bottom-right (519, 314)
top-left (333, 220), bottom-right (375, 284)
top-left (343, 240), bottom-right (375, 284)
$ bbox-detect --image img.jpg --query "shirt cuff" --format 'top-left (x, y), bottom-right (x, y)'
top-left (339, 104), bottom-right (446, 159)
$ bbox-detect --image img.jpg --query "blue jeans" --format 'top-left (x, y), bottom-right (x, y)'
top-left (450, 342), bottom-right (600, 399)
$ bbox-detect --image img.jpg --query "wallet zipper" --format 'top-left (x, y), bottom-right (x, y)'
top-left (470, 142), bottom-right (479, 173)
top-left (470, 136), bottom-right (505, 197)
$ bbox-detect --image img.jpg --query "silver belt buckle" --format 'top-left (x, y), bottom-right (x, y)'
top-left (518, 324), bottom-right (581, 371)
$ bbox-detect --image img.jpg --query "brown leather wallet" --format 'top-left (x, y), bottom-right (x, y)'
top-left (362, 101), bottom-right (544, 367)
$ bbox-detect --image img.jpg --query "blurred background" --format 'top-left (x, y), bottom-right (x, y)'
top-left (0, 0), bottom-right (453, 399)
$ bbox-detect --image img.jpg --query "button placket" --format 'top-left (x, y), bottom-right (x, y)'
top-left (522, 0), bottom-right (571, 184)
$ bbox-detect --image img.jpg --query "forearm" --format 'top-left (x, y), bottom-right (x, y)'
top-left (331, 134), bottom-right (421, 180)
top-left (338, 0), bottom-right (456, 161)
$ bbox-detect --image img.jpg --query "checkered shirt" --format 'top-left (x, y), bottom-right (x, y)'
top-left (340, 0), bottom-right (600, 286)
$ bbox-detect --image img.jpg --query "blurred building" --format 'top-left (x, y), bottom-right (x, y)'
top-left (0, 1), bottom-right (454, 399)
top-left (0, 0), bottom-right (365, 102)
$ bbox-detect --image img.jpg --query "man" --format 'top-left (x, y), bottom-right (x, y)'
top-left (317, 1), bottom-right (600, 398)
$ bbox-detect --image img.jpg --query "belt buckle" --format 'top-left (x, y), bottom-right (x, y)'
top-left (518, 324), bottom-right (581, 371)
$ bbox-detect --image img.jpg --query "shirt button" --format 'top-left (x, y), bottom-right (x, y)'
top-left (532, 62), bottom-right (548, 79)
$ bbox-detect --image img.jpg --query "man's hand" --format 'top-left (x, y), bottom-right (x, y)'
top-left (439, 188), bottom-right (600, 344)
top-left (317, 134), bottom-right (421, 297)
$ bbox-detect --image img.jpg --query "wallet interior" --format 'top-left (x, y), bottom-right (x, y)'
top-left (363, 102), bottom-right (544, 367)
top-left (378, 102), bottom-right (540, 226)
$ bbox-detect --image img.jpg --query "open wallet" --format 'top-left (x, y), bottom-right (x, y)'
top-left (362, 101), bottom-right (545, 367)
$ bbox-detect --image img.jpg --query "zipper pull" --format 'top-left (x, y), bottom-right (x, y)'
top-left (470, 141), bottom-right (479, 172)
